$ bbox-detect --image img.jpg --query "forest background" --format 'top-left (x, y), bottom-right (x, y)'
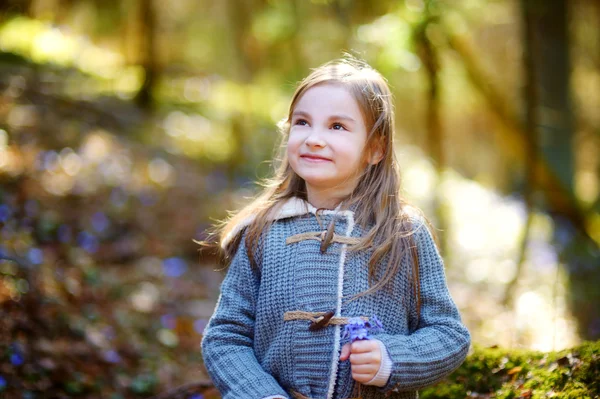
top-left (0, 0), bottom-right (598, 397)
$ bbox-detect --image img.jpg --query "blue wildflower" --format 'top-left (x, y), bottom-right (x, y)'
top-left (161, 314), bottom-right (176, 329)
top-left (366, 314), bottom-right (384, 332)
top-left (342, 317), bottom-right (370, 342)
top-left (77, 231), bottom-right (99, 253)
top-left (10, 352), bottom-right (23, 366)
top-left (163, 257), bottom-right (187, 278)
top-left (27, 248), bottom-right (44, 265)
top-left (342, 315), bottom-right (384, 342)
top-left (0, 204), bottom-right (11, 222)
top-left (0, 375), bottom-right (6, 390)
top-left (103, 349), bottom-right (121, 364)
top-left (91, 212), bottom-right (110, 233)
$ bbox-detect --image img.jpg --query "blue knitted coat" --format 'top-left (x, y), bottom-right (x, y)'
top-left (201, 197), bottom-right (471, 399)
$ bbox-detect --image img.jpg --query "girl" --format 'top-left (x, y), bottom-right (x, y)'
top-left (200, 56), bottom-right (470, 399)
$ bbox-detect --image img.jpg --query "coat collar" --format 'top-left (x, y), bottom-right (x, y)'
top-left (221, 197), bottom-right (353, 249)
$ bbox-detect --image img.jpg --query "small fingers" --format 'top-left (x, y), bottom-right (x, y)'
top-left (349, 351), bottom-right (381, 365)
top-left (339, 343), bottom-right (352, 361)
top-left (351, 340), bottom-right (380, 353)
top-left (351, 363), bottom-right (377, 375)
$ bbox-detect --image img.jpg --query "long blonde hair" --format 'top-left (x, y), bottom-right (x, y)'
top-left (209, 55), bottom-right (437, 311)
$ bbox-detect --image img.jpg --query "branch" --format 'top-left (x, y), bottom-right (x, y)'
top-left (439, 17), bottom-right (598, 246)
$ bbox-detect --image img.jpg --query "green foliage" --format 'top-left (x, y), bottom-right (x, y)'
top-left (420, 341), bottom-right (600, 399)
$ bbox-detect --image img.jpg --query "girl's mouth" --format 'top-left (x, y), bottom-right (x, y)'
top-left (300, 155), bottom-right (332, 162)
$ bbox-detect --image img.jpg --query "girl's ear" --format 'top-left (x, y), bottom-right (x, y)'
top-left (367, 139), bottom-right (384, 165)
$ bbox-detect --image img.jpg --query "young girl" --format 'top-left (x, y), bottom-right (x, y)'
top-left (200, 56), bottom-right (470, 399)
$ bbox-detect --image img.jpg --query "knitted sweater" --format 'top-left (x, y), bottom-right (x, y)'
top-left (201, 197), bottom-right (470, 399)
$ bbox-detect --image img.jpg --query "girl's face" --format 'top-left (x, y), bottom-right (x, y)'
top-left (287, 83), bottom-right (369, 199)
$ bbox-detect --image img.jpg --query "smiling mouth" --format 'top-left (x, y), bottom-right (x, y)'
top-left (301, 155), bottom-right (331, 162)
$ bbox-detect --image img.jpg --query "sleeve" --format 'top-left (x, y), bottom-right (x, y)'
top-left (364, 339), bottom-right (393, 387)
top-left (374, 218), bottom-right (471, 394)
top-left (201, 232), bottom-right (290, 399)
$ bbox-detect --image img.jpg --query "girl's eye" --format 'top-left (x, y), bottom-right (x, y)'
top-left (332, 123), bottom-right (346, 131)
top-left (295, 119), bottom-right (308, 126)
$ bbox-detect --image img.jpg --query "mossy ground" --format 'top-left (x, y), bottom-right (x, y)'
top-left (420, 341), bottom-right (600, 399)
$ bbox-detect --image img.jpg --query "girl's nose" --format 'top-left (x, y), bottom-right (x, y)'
top-left (304, 128), bottom-right (327, 148)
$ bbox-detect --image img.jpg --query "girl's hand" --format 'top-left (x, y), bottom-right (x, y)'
top-left (339, 340), bottom-right (382, 383)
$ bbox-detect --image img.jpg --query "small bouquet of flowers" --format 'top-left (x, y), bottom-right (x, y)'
top-left (342, 315), bottom-right (384, 342)
top-left (342, 315), bottom-right (384, 399)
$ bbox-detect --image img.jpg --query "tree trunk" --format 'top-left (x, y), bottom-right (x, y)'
top-left (134, 0), bottom-right (158, 111)
top-left (522, 0), bottom-right (600, 340)
top-left (417, 5), bottom-right (449, 258)
top-left (503, 0), bottom-right (540, 309)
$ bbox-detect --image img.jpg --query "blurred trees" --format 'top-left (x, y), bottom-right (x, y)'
top-left (519, 0), bottom-right (599, 341)
top-left (0, 0), bottom-right (597, 339)
top-left (133, 0), bottom-right (158, 110)
top-left (0, 0), bottom-right (599, 396)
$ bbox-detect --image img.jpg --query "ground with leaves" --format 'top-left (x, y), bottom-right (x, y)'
top-left (0, 57), bottom-right (227, 398)
top-left (421, 341), bottom-right (600, 399)
top-left (0, 255), bottom-right (222, 398)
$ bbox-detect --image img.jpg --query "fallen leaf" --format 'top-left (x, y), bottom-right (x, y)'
top-left (507, 366), bottom-right (522, 375)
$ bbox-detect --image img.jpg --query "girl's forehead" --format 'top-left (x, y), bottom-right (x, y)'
top-left (294, 84), bottom-right (360, 111)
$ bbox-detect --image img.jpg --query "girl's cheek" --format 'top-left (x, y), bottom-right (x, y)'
top-left (286, 143), bottom-right (298, 162)
top-left (287, 135), bottom-right (302, 150)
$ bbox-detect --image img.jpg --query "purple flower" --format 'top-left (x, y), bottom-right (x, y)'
top-left (103, 349), bottom-right (122, 364)
top-left (10, 352), bottom-right (23, 366)
top-left (342, 315), bottom-right (384, 343)
top-left (163, 257), bottom-right (187, 278)
top-left (0, 205), bottom-right (11, 222)
top-left (77, 231), bottom-right (99, 253)
top-left (91, 212), bottom-right (110, 233)
top-left (161, 314), bottom-right (176, 329)
top-left (27, 248), bottom-right (44, 265)
top-left (342, 317), bottom-right (370, 342)
top-left (366, 314), bottom-right (384, 332)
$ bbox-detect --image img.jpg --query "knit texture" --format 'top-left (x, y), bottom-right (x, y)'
top-left (201, 198), bottom-right (471, 399)
top-left (365, 340), bottom-right (393, 387)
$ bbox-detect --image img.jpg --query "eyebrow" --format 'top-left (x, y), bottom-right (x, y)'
top-left (292, 110), bottom-right (356, 123)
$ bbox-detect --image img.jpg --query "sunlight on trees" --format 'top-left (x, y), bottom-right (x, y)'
top-left (0, 0), bottom-right (598, 396)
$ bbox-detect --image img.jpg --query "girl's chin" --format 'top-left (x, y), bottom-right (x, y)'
top-left (296, 172), bottom-right (333, 183)
top-left (294, 167), bottom-right (331, 178)
top-left (300, 177), bottom-right (341, 190)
